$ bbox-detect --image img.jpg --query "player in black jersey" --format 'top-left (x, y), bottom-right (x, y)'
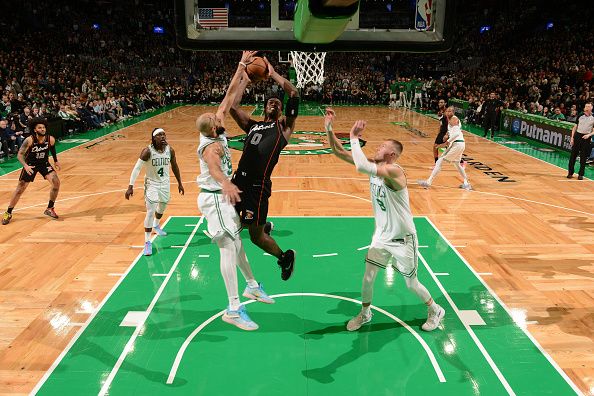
top-left (433, 100), bottom-right (448, 163)
top-left (433, 99), bottom-right (466, 168)
top-left (228, 52), bottom-right (299, 281)
top-left (2, 118), bottom-right (61, 225)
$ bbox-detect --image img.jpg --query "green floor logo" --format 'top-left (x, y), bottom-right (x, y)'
top-left (227, 131), bottom-right (365, 155)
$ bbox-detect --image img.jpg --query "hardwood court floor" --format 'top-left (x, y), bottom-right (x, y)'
top-left (0, 106), bottom-right (592, 395)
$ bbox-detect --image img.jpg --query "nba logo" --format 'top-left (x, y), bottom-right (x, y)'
top-left (416, 0), bottom-right (433, 31)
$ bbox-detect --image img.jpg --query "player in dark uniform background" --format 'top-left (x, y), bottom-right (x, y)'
top-left (2, 118), bottom-right (61, 225)
top-left (433, 99), bottom-right (466, 168)
top-left (433, 99), bottom-right (448, 163)
top-left (228, 52), bottom-right (299, 281)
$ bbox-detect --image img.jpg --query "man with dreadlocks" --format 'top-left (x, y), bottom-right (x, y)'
top-left (125, 127), bottom-right (184, 256)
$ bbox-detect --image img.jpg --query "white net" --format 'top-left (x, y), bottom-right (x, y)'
top-left (290, 51), bottom-right (327, 89)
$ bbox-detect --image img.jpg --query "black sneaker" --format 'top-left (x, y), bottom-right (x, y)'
top-left (567, 174), bottom-right (573, 179)
top-left (278, 249), bottom-right (295, 281)
top-left (264, 221), bottom-right (274, 236)
top-left (578, 175), bottom-right (584, 180)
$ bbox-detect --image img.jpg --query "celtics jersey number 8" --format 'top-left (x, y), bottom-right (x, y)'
top-left (197, 134), bottom-right (232, 191)
top-left (370, 174), bottom-right (416, 242)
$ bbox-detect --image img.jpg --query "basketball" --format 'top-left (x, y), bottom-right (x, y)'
top-left (246, 57), bottom-right (269, 82)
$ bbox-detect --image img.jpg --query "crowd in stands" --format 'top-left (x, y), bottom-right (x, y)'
top-left (1, 0), bottom-right (592, 160)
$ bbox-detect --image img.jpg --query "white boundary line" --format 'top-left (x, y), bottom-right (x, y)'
top-left (97, 216), bottom-right (204, 396)
top-left (0, 106), bottom-right (179, 178)
top-left (312, 253), bottom-right (338, 257)
top-left (417, 252), bottom-right (515, 395)
top-left (30, 216), bottom-right (173, 395)
top-left (166, 292), bottom-right (446, 384)
top-left (273, 189), bottom-right (371, 203)
top-left (422, 216), bottom-right (582, 395)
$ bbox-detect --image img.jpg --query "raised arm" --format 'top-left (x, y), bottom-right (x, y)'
top-left (229, 52), bottom-right (258, 132)
top-left (219, 51), bottom-right (256, 129)
top-left (266, 59), bottom-right (299, 139)
top-left (348, 119), bottom-right (405, 189)
top-left (324, 108), bottom-right (354, 164)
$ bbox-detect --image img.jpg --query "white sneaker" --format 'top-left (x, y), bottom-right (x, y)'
top-left (459, 182), bottom-right (472, 191)
top-left (347, 310), bottom-right (373, 331)
top-left (222, 305), bottom-right (258, 331)
top-left (154, 225), bottom-right (167, 236)
top-left (417, 179), bottom-right (431, 189)
top-left (422, 305), bottom-right (445, 331)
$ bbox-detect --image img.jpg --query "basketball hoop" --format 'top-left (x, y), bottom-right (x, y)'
top-left (290, 51), bottom-right (326, 88)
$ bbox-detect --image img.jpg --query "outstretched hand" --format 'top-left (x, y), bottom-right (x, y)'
top-left (349, 120), bottom-right (367, 139)
top-left (240, 51), bottom-right (258, 65)
top-left (264, 57), bottom-right (275, 78)
top-left (324, 108), bottom-right (335, 131)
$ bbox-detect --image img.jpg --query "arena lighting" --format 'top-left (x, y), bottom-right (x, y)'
top-left (546, 21), bottom-right (554, 30)
top-left (480, 25), bottom-right (491, 33)
top-left (153, 26), bottom-right (164, 34)
top-left (92, 23), bottom-right (100, 30)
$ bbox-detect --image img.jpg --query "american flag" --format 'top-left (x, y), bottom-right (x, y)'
top-left (196, 8), bottom-right (228, 28)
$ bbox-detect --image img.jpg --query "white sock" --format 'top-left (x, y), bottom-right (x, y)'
top-left (153, 217), bottom-right (160, 228)
top-left (427, 158), bottom-right (444, 184)
top-left (454, 161), bottom-right (469, 184)
top-left (361, 261), bottom-right (379, 308)
top-left (144, 231), bottom-right (151, 242)
top-left (233, 238), bottom-right (257, 288)
top-left (216, 236), bottom-right (240, 311)
top-left (229, 297), bottom-right (241, 312)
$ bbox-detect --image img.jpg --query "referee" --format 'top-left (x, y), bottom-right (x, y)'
top-left (567, 103), bottom-right (594, 180)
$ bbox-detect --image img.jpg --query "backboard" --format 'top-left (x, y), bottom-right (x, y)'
top-left (174, 0), bottom-right (456, 52)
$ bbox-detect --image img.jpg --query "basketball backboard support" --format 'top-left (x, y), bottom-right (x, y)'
top-left (174, 0), bottom-right (456, 52)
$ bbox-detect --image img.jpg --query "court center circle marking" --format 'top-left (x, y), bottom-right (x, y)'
top-left (166, 292), bottom-right (446, 385)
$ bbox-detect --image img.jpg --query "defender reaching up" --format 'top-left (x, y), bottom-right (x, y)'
top-left (324, 108), bottom-right (445, 332)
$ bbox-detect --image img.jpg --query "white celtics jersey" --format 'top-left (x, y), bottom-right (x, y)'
top-left (370, 172), bottom-right (416, 242)
top-left (197, 134), bottom-right (232, 191)
top-left (447, 122), bottom-right (464, 143)
top-left (145, 144), bottom-right (171, 186)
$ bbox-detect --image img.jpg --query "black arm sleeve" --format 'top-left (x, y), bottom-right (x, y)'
top-left (50, 144), bottom-right (58, 162)
top-left (285, 96), bottom-right (300, 118)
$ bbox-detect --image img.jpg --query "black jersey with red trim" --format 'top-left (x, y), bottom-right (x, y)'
top-left (235, 120), bottom-right (288, 182)
top-left (25, 135), bottom-right (51, 165)
top-left (438, 113), bottom-right (448, 135)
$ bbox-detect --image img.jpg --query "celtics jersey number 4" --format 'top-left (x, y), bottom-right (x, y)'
top-left (145, 144), bottom-right (171, 185)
